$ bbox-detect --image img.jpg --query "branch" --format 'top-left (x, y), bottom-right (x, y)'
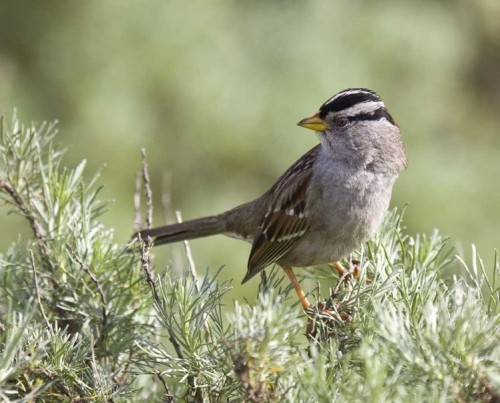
top-left (66, 245), bottom-right (108, 347)
top-left (0, 178), bottom-right (48, 255)
top-left (138, 235), bottom-right (185, 361)
top-left (161, 171), bottom-right (172, 225)
top-left (156, 372), bottom-right (174, 402)
top-left (141, 149), bottom-right (153, 230)
top-left (175, 211), bottom-right (199, 292)
top-left (133, 172), bottom-right (143, 233)
top-left (175, 211), bottom-right (213, 342)
top-left (30, 250), bottom-right (51, 329)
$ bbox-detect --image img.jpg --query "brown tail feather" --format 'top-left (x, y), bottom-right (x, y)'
top-left (133, 215), bottom-right (226, 246)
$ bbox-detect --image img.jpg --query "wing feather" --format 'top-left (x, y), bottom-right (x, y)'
top-left (243, 145), bottom-right (320, 282)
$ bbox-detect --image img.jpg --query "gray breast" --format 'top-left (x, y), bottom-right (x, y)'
top-left (302, 158), bottom-right (396, 264)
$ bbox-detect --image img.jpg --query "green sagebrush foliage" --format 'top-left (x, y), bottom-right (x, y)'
top-left (0, 113), bottom-right (499, 402)
top-left (0, 114), bottom-right (149, 401)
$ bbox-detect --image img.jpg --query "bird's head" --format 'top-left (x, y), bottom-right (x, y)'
top-left (298, 88), bottom-right (407, 173)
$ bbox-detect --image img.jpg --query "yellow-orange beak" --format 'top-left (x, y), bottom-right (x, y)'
top-left (297, 112), bottom-right (330, 131)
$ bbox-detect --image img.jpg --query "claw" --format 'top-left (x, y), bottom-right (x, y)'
top-left (305, 303), bottom-right (353, 341)
top-left (332, 260), bottom-right (372, 284)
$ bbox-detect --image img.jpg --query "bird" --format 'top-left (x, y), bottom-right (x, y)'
top-left (134, 88), bottom-right (407, 312)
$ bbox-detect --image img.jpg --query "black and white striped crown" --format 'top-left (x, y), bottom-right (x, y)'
top-left (319, 88), bottom-right (395, 124)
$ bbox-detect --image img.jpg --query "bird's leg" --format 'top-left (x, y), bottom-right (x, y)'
top-left (283, 266), bottom-right (324, 340)
top-left (283, 266), bottom-right (311, 311)
top-left (283, 267), bottom-right (338, 315)
top-left (282, 266), bottom-right (346, 340)
top-left (332, 260), bottom-right (372, 286)
top-left (333, 261), bottom-right (361, 279)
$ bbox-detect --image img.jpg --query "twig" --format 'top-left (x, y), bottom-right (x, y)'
top-left (30, 250), bottom-right (51, 329)
top-left (175, 211), bottom-right (214, 343)
top-left (137, 153), bottom-right (201, 400)
top-left (66, 245), bottom-right (108, 346)
top-left (115, 349), bottom-right (134, 387)
top-left (175, 211), bottom-right (199, 292)
top-left (332, 270), bottom-right (351, 297)
top-left (161, 171), bottom-right (172, 225)
top-left (315, 280), bottom-right (321, 304)
top-left (89, 333), bottom-right (99, 384)
top-left (141, 149), bottom-right (153, 229)
top-left (138, 234), bottom-right (185, 360)
top-left (133, 172), bottom-right (143, 233)
top-left (163, 172), bottom-right (183, 274)
top-left (156, 372), bottom-right (174, 402)
top-left (139, 235), bottom-right (158, 298)
top-left (0, 179), bottom-right (49, 256)
top-left (479, 374), bottom-right (500, 403)
top-left (259, 270), bottom-right (268, 293)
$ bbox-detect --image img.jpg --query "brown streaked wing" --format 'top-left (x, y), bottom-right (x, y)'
top-left (243, 145), bottom-right (320, 282)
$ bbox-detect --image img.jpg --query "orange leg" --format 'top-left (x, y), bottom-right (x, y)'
top-left (333, 261), bottom-right (361, 278)
top-left (283, 266), bottom-right (311, 311)
top-left (333, 261), bottom-right (372, 285)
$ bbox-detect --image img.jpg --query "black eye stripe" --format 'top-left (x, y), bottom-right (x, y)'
top-left (348, 108), bottom-right (396, 125)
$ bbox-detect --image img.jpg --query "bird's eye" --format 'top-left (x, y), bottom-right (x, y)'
top-left (335, 117), bottom-right (349, 127)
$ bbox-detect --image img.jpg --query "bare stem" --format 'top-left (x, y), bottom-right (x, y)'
top-left (156, 372), bottom-right (174, 402)
top-left (175, 211), bottom-right (199, 292)
top-left (30, 250), bottom-right (51, 329)
top-left (133, 172), bottom-right (143, 233)
top-left (0, 179), bottom-right (49, 256)
top-left (66, 245), bottom-right (108, 346)
top-left (138, 235), bottom-right (185, 361)
top-left (176, 210), bottom-right (214, 342)
top-left (141, 149), bottom-right (153, 229)
top-left (161, 171), bottom-right (172, 225)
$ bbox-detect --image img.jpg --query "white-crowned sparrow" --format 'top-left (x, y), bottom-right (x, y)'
top-left (135, 88), bottom-right (407, 310)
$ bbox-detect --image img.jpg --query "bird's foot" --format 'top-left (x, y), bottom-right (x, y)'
top-left (333, 260), bottom-right (360, 279)
top-left (331, 260), bottom-right (372, 285)
top-left (305, 302), bottom-right (352, 341)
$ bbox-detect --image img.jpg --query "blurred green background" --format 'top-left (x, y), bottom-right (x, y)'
top-left (1, 1), bottom-right (499, 298)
